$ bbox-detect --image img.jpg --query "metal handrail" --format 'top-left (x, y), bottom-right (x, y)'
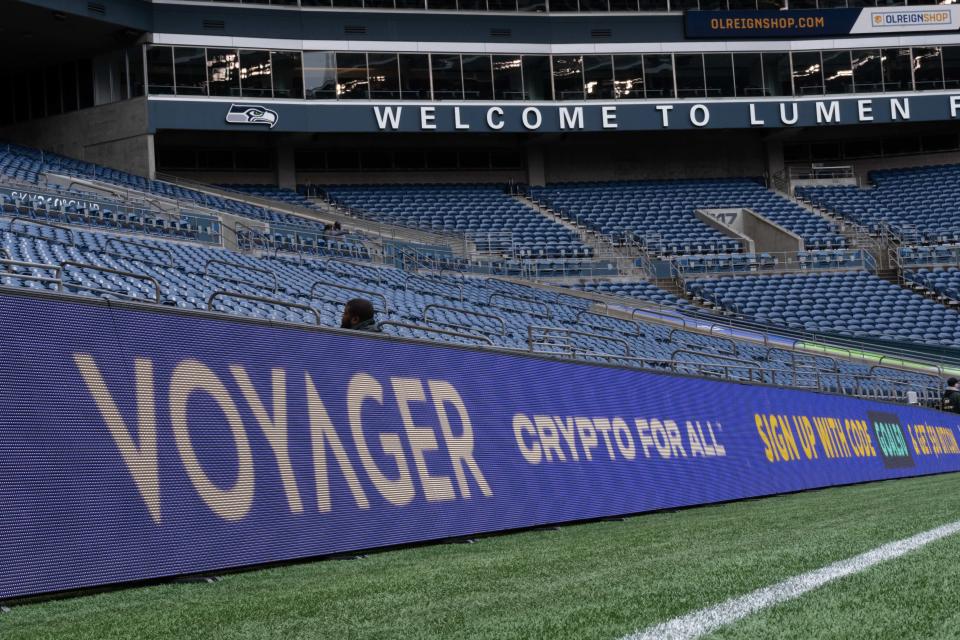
top-left (423, 304), bottom-right (506, 337)
top-left (105, 236), bottom-right (175, 268)
top-left (378, 320), bottom-right (493, 345)
top-left (0, 258), bottom-right (62, 285)
top-left (9, 216), bottom-right (75, 247)
top-left (404, 274), bottom-right (464, 302)
top-left (670, 349), bottom-right (766, 384)
top-left (490, 292), bottom-right (554, 319)
top-left (527, 325), bottom-right (631, 357)
top-left (322, 256), bottom-right (384, 285)
top-left (668, 327), bottom-right (738, 356)
top-left (575, 308), bottom-right (644, 337)
top-left (206, 290), bottom-right (321, 325)
top-left (310, 280), bottom-right (390, 313)
top-left (204, 258), bottom-right (279, 293)
top-left (59, 260), bottom-right (160, 303)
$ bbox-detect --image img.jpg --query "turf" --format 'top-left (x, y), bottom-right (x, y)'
top-left (6, 473), bottom-right (960, 640)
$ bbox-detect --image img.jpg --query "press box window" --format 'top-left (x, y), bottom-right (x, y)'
top-left (147, 45), bottom-right (174, 95)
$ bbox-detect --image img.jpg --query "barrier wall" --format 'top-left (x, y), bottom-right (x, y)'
top-left (4, 290), bottom-right (960, 600)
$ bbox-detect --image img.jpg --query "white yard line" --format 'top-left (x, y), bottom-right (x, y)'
top-left (621, 518), bottom-right (960, 640)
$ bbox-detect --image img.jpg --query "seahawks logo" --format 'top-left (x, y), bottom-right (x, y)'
top-left (225, 104), bottom-right (279, 128)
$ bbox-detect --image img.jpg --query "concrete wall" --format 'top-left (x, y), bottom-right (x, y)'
top-left (0, 98), bottom-right (153, 178)
top-left (741, 209), bottom-right (803, 254)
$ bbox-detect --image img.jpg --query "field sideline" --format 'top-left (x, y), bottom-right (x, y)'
top-left (6, 473), bottom-right (960, 640)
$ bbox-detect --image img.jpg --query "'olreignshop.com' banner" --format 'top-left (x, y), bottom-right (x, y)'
top-left (685, 6), bottom-right (958, 38)
top-left (3, 292), bottom-right (960, 599)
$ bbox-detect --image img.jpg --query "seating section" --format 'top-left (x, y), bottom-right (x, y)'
top-left (905, 268), bottom-right (960, 303)
top-left (688, 271), bottom-right (960, 347)
top-left (0, 213), bottom-right (938, 401)
top-left (797, 164), bottom-right (960, 243)
top-left (529, 179), bottom-right (846, 254)
top-left (322, 184), bottom-right (592, 259)
top-left (0, 144), bottom-right (368, 256)
top-left (568, 280), bottom-right (690, 309)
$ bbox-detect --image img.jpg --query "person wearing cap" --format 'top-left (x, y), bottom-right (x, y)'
top-left (942, 378), bottom-right (960, 413)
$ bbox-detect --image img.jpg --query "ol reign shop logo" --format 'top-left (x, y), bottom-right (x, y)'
top-left (225, 104), bottom-right (279, 128)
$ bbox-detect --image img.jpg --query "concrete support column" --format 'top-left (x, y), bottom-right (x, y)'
top-left (276, 142), bottom-right (296, 190)
top-left (526, 144), bottom-right (546, 187)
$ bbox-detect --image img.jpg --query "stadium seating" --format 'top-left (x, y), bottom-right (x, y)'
top-left (687, 271), bottom-right (960, 347)
top-left (0, 213), bottom-right (936, 400)
top-left (0, 144), bottom-right (369, 257)
top-left (322, 184), bottom-right (593, 259)
top-left (797, 163), bottom-right (960, 243)
top-left (567, 279), bottom-right (690, 309)
top-left (529, 178), bottom-right (846, 253)
top-left (905, 268), bottom-right (960, 303)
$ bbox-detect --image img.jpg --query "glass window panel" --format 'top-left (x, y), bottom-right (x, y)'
top-left (518, 0), bottom-right (548, 9)
top-left (944, 46), bottom-right (960, 89)
top-left (783, 143), bottom-right (809, 162)
top-left (368, 53), bottom-right (400, 99)
top-left (553, 55), bottom-right (584, 100)
top-left (395, 151), bottom-right (426, 169)
top-left (580, 0), bottom-right (609, 9)
top-left (584, 55), bottom-right (614, 99)
top-left (728, 0), bottom-right (756, 8)
top-left (491, 149), bottom-right (523, 168)
top-left (493, 55), bottom-right (524, 99)
top-left (396, 0), bottom-right (426, 8)
top-left (0, 75), bottom-right (12, 125)
top-left (61, 62), bottom-right (78, 112)
top-left (613, 54), bottom-right (644, 98)
top-left (610, 0), bottom-right (638, 9)
top-left (810, 142), bottom-right (841, 161)
top-left (199, 149), bottom-right (234, 170)
top-left (643, 54), bottom-right (674, 98)
top-left (460, 151), bottom-right (490, 168)
top-left (843, 139), bottom-right (883, 158)
top-left (399, 54), bottom-right (431, 99)
top-left (704, 53), bottom-right (734, 97)
top-left (426, 150), bottom-right (459, 169)
top-left (14, 72), bottom-right (29, 122)
top-left (819, 0), bottom-right (846, 6)
top-left (427, 0), bottom-right (456, 6)
top-left (208, 49), bottom-right (240, 97)
top-left (432, 54), bottom-right (463, 100)
top-left (296, 151), bottom-right (326, 171)
top-left (337, 53), bottom-right (368, 99)
top-left (670, 0), bottom-right (699, 8)
top-left (922, 133), bottom-right (958, 152)
top-left (846, 0), bottom-right (872, 5)
top-left (174, 47), bottom-right (207, 96)
top-left (756, 0), bottom-right (782, 6)
top-left (332, 0), bottom-right (362, 6)
top-left (45, 67), bottom-right (62, 116)
top-left (463, 55), bottom-right (494, 99)
top-left (761, 52), bottom-right (792, 96)
top-left (328, 151), bottom-right (360, 170)
top-left (128, 46), bottom-right (144, 98)
top-left (700, 0), bottom-right (725, 8)
top-left (674, 53), bottom-right (705, 98)
top-left (488, 0), bottom-right (517, 8)
top-left (913, 47), bottom-right (944, 91)
top-left (236, 148), bottom-right (272, 170)
top-left (459, 0), bottom-right (487, 8)
top-left (30, 71), bottom-right (45, 117)
top-left (364, 0), bottom-right (393, 7)
top-left (146, 45), bottom-right (174, 95)
top-left (789, 0), bottom-right (816, 6)
top-left (522, 56), bottom-right (552, 100)
top-left (822, 50), bottom-right (853, 94)
top-left (883, 136), bottom-right (921, 155)
top-left (881, 47), bottom-right (911, 92)
top-left (792, 51), bottom-right (823, 96)
top-left (272, 51), bottom-right (303, 99)
top-left (239, 49), bottom-right (272, 98)
top-left (361, 150), bottom-right (394, 169)
top-left (301, 0), bottom-right (333, 5)
top-left (875, 0), bottom-right (904, 6)
top-left (304, 52), bottom-right (337, 99)
top-left (637, 0), bottom-right (667, 8)
top-left (733, 52), bottom-right (764, 97)
top-left (548, 0), bottom-right (579, 9)
top-left (851, 49), bottom-right (883, 92)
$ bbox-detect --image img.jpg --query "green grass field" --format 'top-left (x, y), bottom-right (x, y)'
top-left (7, 473), bottom-right (960, 640)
